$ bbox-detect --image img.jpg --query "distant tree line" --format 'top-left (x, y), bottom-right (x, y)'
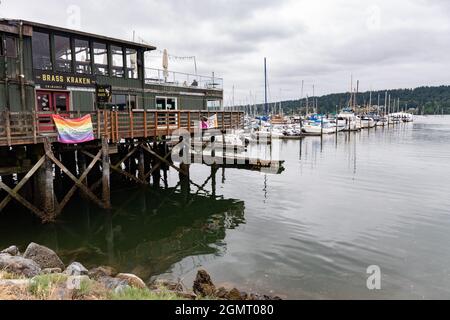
top-left (242, 85), bottom-right (450, 115)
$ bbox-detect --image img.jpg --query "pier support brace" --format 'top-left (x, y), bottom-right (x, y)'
top-left (102, 137), bottom-right (111, 209)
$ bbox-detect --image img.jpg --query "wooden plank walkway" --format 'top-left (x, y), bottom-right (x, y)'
top-left (0, 110), bottom-right (245, 147)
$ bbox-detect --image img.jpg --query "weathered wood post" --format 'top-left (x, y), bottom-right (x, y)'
top-left (151, 140), bottom-right (161, 187)
top-left (101, 137), bottom-right (111, 209)
top-left (138, 143), bottom-right (145, 183)
top-left (77, 150), bottom-right (87, 186)
top-left (179, 162), bottom-right (191, 199)
top-left (41, 139), bottom-right (56, 221)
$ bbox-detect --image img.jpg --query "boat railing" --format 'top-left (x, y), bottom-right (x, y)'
top-left (144, 68), bottom-right (223, 90)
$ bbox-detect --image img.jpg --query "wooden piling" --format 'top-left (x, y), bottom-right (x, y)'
top-left (101, 137), bottom-right (111, 209)
top-left (138, 143), bottom-right (145, 182)
top-left (41, 140), bottom-right (56, 220)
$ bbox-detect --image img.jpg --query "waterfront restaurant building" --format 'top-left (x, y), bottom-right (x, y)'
top-left (0, 19), bottom-right (223, 114)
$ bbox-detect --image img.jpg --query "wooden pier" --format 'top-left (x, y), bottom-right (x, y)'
top-left (0, 110), bottom-right (260, 223)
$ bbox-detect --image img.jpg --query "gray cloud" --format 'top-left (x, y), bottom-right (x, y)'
top-left (1, 0), bottom-right (449, 105)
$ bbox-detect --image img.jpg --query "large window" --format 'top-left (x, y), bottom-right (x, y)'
top-left (111, 46), bottom-right (124, 77)
top-left (156, 97), bottom-right (177, 110)
top-left (93, 42), bottom-right (108, 76)
top-left (54, 35), bottom-right (72, 73)
top-left (74, 39), bottom-right (91, 74)
top-left (32, 32), bottom-right (52, 70)
top-left (111, 94), bottom-right (127, 111)
top-left (110, 94), bottom-right (137, 111)
top-left (207, 100), bottom-right (222, 110)
top-left (126, 48), bottom-right (138, 79)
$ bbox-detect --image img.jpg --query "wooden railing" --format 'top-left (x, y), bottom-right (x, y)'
top-left (0, 110), bottom-right (245, 147)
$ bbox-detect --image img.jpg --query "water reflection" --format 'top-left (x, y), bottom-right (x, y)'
top-left (0, 175), bottom-right (245, 282)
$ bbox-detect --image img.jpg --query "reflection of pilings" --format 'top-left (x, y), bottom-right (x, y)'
top-left (211, 165), bottom-right (218, 198)
top-left (104, 212), bottom-right (115, 266)
top-left (179, 163), bottom-right (191, 200)
top-left (138, 143), bottom-right (145, 182)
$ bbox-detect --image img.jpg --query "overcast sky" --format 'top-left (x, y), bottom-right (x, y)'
top-left (1, 0), bottom-right (449, 105)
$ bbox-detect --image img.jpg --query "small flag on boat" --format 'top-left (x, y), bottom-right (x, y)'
top-left (207, 115), bottom-right (218, 129)
top-left (52, 114), bottom-right (95, 144)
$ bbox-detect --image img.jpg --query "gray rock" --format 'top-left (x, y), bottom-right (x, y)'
top-left (65, 275), bottom-right (90, 290)
top-left (88, 266), bottom-right (117, 280)
top-left (1, 246), bottom-right (20, 256)
top-left (48, 285), bottom-right (74, 300)
top-left (116, 273), bottom-right (146, 289)
top-left (0, 253), bottom-right (41, 278)
top-left (23, 243), bottom-right (65, 270)
top-left (0, 279), bottom-right (31, 288)
top-left (64, 262), bottom-right (88, 276)
top-left (114, 284), bottom-right (131, 295)
top-left (41, 268), bottom-right (62, 275)
top-left (98, 276), bottom-right (128, 291)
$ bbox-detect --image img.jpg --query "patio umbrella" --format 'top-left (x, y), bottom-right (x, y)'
top-left (162, 49), bottom-right (169, 82)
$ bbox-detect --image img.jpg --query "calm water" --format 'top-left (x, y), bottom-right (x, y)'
top-left (1, 116), bottom-right (450, 299)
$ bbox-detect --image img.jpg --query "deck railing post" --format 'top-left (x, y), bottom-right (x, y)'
top-left (222, 112), bottom-right (225, 130)
top-left (144, 110), bottom-right (148, 137)
top-left (115, 112), bottom-right (119, 142)
top-left (155, 111), bottom-right (159, 137)
top-left (130, 110), bottom-right (134, 139)
top-left (188, 112), bottom-right (191, 132)
top-left (166, 111), bottom-right (170, 136)
top-left (96, 109), bottom-right (101, 139)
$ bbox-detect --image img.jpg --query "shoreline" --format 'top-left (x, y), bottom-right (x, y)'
top-left (0, 243), bottom-right (281, 301)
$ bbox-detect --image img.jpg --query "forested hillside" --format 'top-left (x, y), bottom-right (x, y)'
top-left (257, 86), bottom-right (450, 115)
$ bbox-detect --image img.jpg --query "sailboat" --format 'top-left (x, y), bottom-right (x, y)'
top-left (338, 108), bottom-right (360, 131)
top-left (302, 115), bottom-right (339, 135)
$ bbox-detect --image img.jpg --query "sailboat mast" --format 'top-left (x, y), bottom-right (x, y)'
top-left (306, 95), bottom-right (309, 116)
top-left (350, 75), bottom-right (353, 108)
top-left (355, 80), bottom-right (359, 110)
top-left (301, 80), bottom-right (304, 115)
top-left (264, 58), bottom-right (268, 115)
top-left (377, 93), bottom-right (380, 115)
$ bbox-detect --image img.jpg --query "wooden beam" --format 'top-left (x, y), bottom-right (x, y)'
top-left (83, 146), bottom-right (147, 186)
top-left (0, 180), bottom-right (46, 220)
top-left (141, 144), bottom-right (187, 176)
top-left (45, 147), bottom-right (107, 209)
top-left (102, 137), bottom-right (111, 208)
top-left (0, 155), bottom-right (46, 212)
top-left (144, 144), bottom-right (177, 180)
top-left (55, 149), bottom-right (102, 216)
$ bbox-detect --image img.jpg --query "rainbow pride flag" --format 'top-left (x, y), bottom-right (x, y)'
top-left (52, 114), bottom-right (95, 144)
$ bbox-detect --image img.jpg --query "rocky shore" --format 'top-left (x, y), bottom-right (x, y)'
top-left (0, 243), bottom-right (281, 301)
